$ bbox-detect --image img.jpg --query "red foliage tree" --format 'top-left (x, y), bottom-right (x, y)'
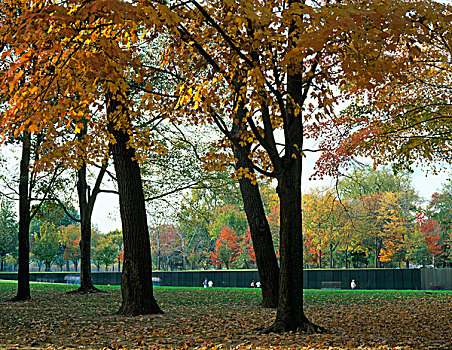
top-left (419, 218), bottom-right (443, 262)
top-left (63, 237), bottom-right (81, 271)
top-left (210, 227), bottom-right (241, 269)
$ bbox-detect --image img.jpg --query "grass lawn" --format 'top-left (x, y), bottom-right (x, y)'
top-left (0, 280), bottom-right (451, 349)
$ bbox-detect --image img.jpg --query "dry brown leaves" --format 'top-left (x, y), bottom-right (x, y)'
top-left (0, 282), bottom-right (451, 349)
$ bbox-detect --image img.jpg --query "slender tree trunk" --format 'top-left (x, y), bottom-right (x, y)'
top-left (345, 248), bottom-right (348, 269)
top-left (75, 162), bottom-right (97, 292)
top-left (71, 122), bottom-right (108, 293)
top-left (233, 142), bottom-right (280, 308)
top-left (329, 244), bottom-right (333, 269)
top-left (229, 90), bottom-right (280, 308)
top-left (1, 259), bottom-right (3, 272)
top-left (319, 248), bottom-right (322, 269)
top-left (13, 133), bottom-right (32, 301)
top-left (107, 95), bottom-right (162, 316)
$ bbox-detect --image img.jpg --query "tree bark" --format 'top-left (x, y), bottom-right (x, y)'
top-left (233, 143), bottom-right (280, 308)
top-left (71, 121), bottom-right (109, 293)
top-left (265, 161), bottom-right (322, 333)
top-left (227, 79), bottom-right (280, 308)
top-left (13, 133), bottom-right (32, 301)
top-left (329, 244), bottom-right (333, 269)
top-left (107, 95), bottom-right (162, 316)
top-left (73, 162), bottom-right (96, 292)
top-left (264, 16), bottom-right (323, 330)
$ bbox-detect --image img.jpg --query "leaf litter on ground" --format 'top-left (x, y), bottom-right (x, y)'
top-left (0, 281), bottom-right (451, 349)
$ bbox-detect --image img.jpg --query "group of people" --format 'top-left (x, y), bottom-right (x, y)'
top-left (203, 278), bottom-right (214, 288)
top-left (250, 280), bottom-right (261, 288)
top-left (203, 277), bottom-right (356, 289)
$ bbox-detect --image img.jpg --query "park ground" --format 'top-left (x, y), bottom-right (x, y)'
top-left (0, 281), bottom-right (451, 349)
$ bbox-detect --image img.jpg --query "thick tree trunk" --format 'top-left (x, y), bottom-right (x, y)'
top-left (107, 95), bottom-right (162, 316)
top-left (45, 261), bottom-right (51, 271)
top-left (233, 143), bottom-right (280, 308)
top-left (13, 133), bottom-right (32, 301)
top-left (265, 165), bottom-right (322, 333)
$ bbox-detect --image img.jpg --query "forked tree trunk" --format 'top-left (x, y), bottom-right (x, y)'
top-left (264, 28), bottom-right (323, 331)
top-left (13, 133), bottom-right (32, 301)
top-left (233, 143), bottom-right (280, 308)
top-left (71, 122), bottom-right (108, 294)
top-left (75, 162), bottom-right (97, 292)
top-left (107, 95), bottom-right (162, 316)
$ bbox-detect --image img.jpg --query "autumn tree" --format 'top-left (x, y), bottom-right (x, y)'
top-left (32, 223), bottom-right (60, 271)
top-left (0, 1), bottom-right (168, 314)
top-left (428, 183), bottom-right (452, 266)
top-left (92, 233), bottom-right (118, 271)
top-left (303, 188), bottom-right (350, 268)
top-left (59, 225), bottom-right (82, 272)
top-left (0, 197), bottom-right (18, 271)
top-left (210, 226), bottom-right (242, 269)
top-left (313, 1), bottom-right (452, 208)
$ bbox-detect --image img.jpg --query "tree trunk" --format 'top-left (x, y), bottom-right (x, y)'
top-left (375, 237), bottom-right (382, 268)
top-left (45, 261), bottom-right (51, 272)
top-left (265, 164), bottom-right (321, 333)
top-left (263, 29), bottom-right (323, 331)
top-left (345, 248), bottom-right (348, 269)
top-left (233, 142), bottom-right (280, 308)
top-left (73, 161), bottom-right (97, 292)
top-left (107, 95), bottom-right (162, 316)
top-left (73, 126), bottom-right (108, 293)
top-left (329, 244), bottom-right (333, 269)
top-left (319, 248), bottom-right (322, 269)
top-left (13, 133), bottom-right (32, 301)
top-left (228, 88), bottom-right (280, 308)
top-left (0, 259), bottom-right (3, 272)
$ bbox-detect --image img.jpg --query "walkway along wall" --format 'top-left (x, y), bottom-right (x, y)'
top-left (1, 269), bottom-right (451, 290)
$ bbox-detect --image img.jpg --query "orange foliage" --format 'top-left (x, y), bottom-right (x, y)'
top-left (210, 227), bottom-right (241, 269)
